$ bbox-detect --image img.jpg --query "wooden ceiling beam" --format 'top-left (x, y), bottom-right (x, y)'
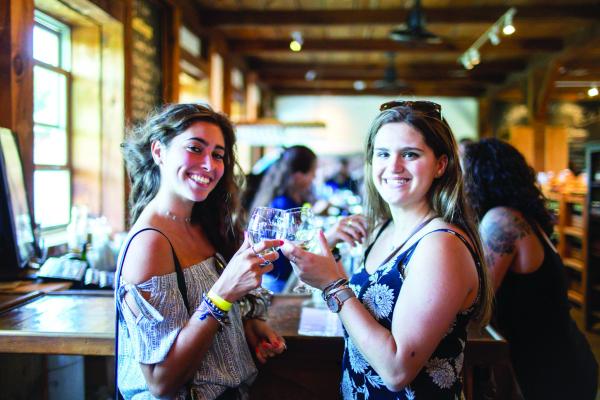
top-left (248, 60), bottom-right (528, 75)
top-left (485, 23), bottom-right (600, 104)
top-left (229, 38), bottom-right (563, 53)
top-left (257, 68), bottom-right (506, 85)
top-left (196, 6), bottom-right (600, 26)
top-left (261, 78), bottom-right (487, 87)
top-left (270, 87), bottom-right (485, 97)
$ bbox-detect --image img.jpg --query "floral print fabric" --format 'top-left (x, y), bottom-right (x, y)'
top-left (341, 229), bottom-right (478, 400)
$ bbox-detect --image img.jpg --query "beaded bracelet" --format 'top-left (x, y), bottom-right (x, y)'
top-left (198, 294), bottom-right (230, 327)
top-left (207, 289), bottom-right (233, 312)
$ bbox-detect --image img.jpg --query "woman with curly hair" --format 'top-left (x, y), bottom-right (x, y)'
top-left (116, 103), bottom-right (286, 399)
top-left (281, 100), bottom-right (493, 399)
top-left (463, 138), bottom-right (597, 400)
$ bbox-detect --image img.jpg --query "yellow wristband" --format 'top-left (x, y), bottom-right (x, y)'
top-left (207, 290), bottom-right (233, 312)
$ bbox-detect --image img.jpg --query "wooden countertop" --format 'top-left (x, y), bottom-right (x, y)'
top-left (0, 291), bottom-right (508, 362)
top-left (0, 290), bottom-right (114, 356)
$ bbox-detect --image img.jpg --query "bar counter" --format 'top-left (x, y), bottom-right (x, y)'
top-left (0, 291), bottom-right (509, 399)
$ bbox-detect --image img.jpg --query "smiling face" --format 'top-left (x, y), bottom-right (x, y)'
top-left (372, 122), bottom-right (447, 211)
top-left (153, 121), bottom-right (226, 204)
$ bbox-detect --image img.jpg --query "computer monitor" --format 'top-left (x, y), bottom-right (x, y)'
top-left (0, 128), bottom-right (37, 274)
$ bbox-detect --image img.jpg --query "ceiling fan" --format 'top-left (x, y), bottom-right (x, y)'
top-left (373, 52), bottom-right (411, 91)
top-left (389, 0), bottom-right (442, 44)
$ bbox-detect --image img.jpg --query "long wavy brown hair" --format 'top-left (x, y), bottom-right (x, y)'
top-left (122, 103), bottom-right (244, 260)
top-left (363, 104), bottom-right (493, 325)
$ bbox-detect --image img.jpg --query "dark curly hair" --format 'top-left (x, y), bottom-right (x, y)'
top-left (121, 103), bottom-right (243, 260)
top-left (462, 138), bottom-right (555, 236)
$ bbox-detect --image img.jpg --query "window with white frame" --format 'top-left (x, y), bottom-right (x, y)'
top-left (32, 11), bottom-right (71, 229)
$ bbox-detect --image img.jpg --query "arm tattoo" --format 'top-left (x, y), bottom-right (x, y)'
top-left (481, 211), bottom-right (531, 257)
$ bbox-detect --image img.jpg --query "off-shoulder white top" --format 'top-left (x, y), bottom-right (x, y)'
top-left (116, 256), bottom-right (257, 400)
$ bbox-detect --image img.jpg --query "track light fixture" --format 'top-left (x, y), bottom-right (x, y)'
top-left (458, 7), bottom-right (516, 70)
top-left (488, 26), bottom-right (500, 46)
top-left (589, 85), bottom-right (599, 98)
top-left (290, 31), bottom-right (303, 52)
top-left (502, 10), bottom-right (516, 35)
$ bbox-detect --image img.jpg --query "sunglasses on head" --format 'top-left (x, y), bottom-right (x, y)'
top-left (379, 100), bottom-right (442, 119)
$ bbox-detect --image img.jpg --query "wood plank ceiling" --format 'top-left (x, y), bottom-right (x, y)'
top-left (193, 0), bottom-right (600, 100)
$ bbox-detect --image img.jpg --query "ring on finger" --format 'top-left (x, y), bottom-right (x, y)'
top-left (257, 254), bottom-right (271, 266)
top-left (347, 220), bottom-right (353, 227)
top-left (252, 246), bottom-right (270, 266)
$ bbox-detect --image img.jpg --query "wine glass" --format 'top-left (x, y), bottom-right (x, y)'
top-left (283, 207), bottom-right (318, 293)
top-left (247, 207), bottom-right (286, 264)
top-left (247, 207), bottom-right (287, 294)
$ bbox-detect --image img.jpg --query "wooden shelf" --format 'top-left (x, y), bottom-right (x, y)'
top-left (563, 226), bottom-right (584, 238)
top-left (564, 257), bottom-right (584, 272)
top-left (564, 194), bottom-right (585, 204)
top-left (568, 289), bottom-right (584, 305)
top-left (544, 191), bottom-right (562, 202)
top-left (546, 186), bottom-right (591, 328)
top-left (582, 143), bottom-right (600, 330)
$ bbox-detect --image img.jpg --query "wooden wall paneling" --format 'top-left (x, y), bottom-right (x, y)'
top-left (245, 71), bottom-right (259, 122)
top-left (71, 24), bottom-right (102, 215)
top-left (508, 125), bottom-right (536, 170)
top-left (209, 50), bottom-right (224, 112)
top-left (545, 126), bottom-right (569, 173)
top-left (209, 34), bottom-right (230, 113)
top-left (0, 0), bottom-right (35, 216)
top-left (101, 16), bottom-right (126, 233)
top-left (532, 119), bottom-right (546, 173)
top-left (162, 0), bottom-right (180, 104)
top-left (123, 0), bottom-right (133, 126)
top-left (477, 97), bottom-right (492, 138)
top-left (86, 0), bottom-right (126, 22)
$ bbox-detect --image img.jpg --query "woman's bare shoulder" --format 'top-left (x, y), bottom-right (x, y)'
top-left (480, 207), bottom-right (532, 242)
top-left (120, 224), bottom-right (175, 284)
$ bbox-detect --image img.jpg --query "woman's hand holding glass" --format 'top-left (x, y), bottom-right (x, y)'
top-left (325, 214), bottom-right (368, 248)
top-left (281, 230), bottom-right (345, 291)
top-left (247, 207), bottom-right (287, 263)
top-left (211, 235), bottom-right (281, 302)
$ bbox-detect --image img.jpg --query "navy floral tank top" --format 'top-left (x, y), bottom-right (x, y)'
top-left (341, 227), bottom-right (482, 400)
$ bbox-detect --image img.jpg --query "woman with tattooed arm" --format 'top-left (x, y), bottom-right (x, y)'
top-left (463, 138), bottom-right (597, 400)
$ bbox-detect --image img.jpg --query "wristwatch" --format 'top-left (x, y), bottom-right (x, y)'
top-left (326, 287), bottom-right (355, 313)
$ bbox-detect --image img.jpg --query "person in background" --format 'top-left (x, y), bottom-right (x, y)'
top-left (458, 138), bottom-right (474, 159)
top-left (325, 157), bottom-right (359, 194)
top-left (116, 103), bottom-right (286, 400)
top-left (249, 145), bottom-right (367, 293)
top-left (282, 100), bottom-right (493, 398)
top-left (462, 138), bottom-right (597, 400)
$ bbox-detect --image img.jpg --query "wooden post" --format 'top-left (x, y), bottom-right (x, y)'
top-left (0, 0), bottom-right (34, 211)
top-left (162, 0), bottom-right (180, 103)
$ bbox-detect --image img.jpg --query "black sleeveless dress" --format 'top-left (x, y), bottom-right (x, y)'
top-left (494, 223), bottom-right (598, 399)
top-left (341, 224), bottom-right (483, 399)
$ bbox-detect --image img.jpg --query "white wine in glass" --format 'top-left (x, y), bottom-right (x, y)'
top-left (284, 207), bottom-right (317, 293)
